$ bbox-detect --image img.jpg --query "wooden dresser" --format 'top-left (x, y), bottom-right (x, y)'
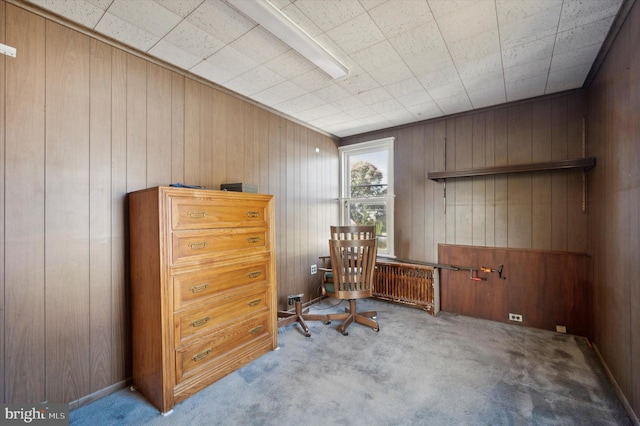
top-left (128, 186), bottom-right (277, 414)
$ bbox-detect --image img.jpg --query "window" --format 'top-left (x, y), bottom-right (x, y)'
top-left (339, 137), bottom-right (394, 257)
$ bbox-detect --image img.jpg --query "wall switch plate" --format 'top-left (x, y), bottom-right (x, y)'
top-left (310, 264), bottom-right (317, 275)
top-left (556, 325), bottom-right (567, 333)
top-left (508, 313), bottom-right (523, 322)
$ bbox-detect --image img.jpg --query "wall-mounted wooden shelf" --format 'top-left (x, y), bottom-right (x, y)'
top-left (427, 157), bottom-right (596, 182)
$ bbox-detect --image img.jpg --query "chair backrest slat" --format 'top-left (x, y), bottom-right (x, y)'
top-left (328, 237), bottom-right (377, 299)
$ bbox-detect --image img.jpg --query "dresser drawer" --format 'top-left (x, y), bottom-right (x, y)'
top-left (175, 313), bottom-right (271, 383)
top-left (173, 260), bottom-right (269, 310)
top-left (171, 227), bottom-right (268, 266)
top-left (170, 197), bottom-right (268, 230)
top-left (174, 288), bottom-right (270, 346)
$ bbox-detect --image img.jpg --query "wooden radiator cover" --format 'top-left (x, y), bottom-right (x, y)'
top-left (438, 244), bottom-right (592, 339)
top-left (373, 260), bottom-right (438, 315)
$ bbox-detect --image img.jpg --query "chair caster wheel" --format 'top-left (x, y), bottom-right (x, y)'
top-left (373, 327), bottom-right (379, 332)
top-left (341, 331), bottom-right (349, 336)
top-left (324, 320), bottom-right (331, 325)
top-left (129, 386), bottom-right (136, 392)
top-left (372, 316), bottom-right (377, 320)
top-left (305, 333), bottom-right (311, 337)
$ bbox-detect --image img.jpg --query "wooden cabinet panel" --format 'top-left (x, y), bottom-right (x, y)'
top-left (173, 259), bottom-right (269, 310)
top-left (129, 186), bottom-right (277, 414)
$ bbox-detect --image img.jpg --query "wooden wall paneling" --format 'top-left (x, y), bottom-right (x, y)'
top-left (199, 85), bottom-right (214, 187)
top-left (244, 104), bottom-right (257, 187)
top-left (146, 63), bottom-right (172, 187)
top-left (395, 127), bottom-right (413, 258)
top-left (454, 115), bottom-right (473, 245)
top-left (444, 119), bottom-right (456, 243)
top-left (531, 100), bottom-right (552, 250)
top-left (484, 110), bottom-right (496, 247)
top-left (630, 5), bottom-right (640, 412)
top-left (411, 125), bottom-right (425, 261)
top-left (226, 95), bottom-right (243, 185)
top-left (5, 3), bottom-right (48, 403)
top-left (257, 108), bottom-right (269, 193)
top-left (300, 127), bottom-right (312, 298)
top-left (126, 54), bottom-right (147, 193)
top-left (283, 121), bottom-right (295, 305)
top-left (432, 120), bottom-right (447, 257)
top-left (493, 108), bottom-right (509, 247)
top-left (45, 21), bottom-right (91, 402)
top-left (110, 47), bottom-right (128, 384)
top-left (0, 0), bottom-right (6, 403)
top-left (472, 113), bottom-right (486, 247)
top-left (293, 124), bottom-right (302, 295)
top-left (551, 96), bottom-right (568, 251)
top-left (506, 104), bottom-right (532, 248)
top-left (183, 79), bottom-right (200, 185)
top-left (88, 38), bottom-right (113, 394)
top-left (212, 90), bottom-right (228, 187)
top-left (566, 94), bottom-right (587, 253)
top-left (267, 114), bottom-right (282, 301)
top-left (422, 123), bottom-right (436, 262)
top-left (171, 73), bottom-right (185, 184)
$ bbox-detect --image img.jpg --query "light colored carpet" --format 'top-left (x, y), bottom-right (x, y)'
top-left (70, 298), bottom-right (630, 425)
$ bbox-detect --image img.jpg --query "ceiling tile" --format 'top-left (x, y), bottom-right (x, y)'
top-left (148, 39), bottom-right (202, 70)
top-left (95, 12), bottom-right (160, 52)
top-left (107, 0), bottom-right (182, 37)
top-left (550, 44), bottom-right (600, 73)
top-left (501, 35), bottom-right (555, 69)
top-left (431, 0), bottom-right (497, 43)
top-left (546, 66), bottom-right (589, 93)
top-left (385, 77), bottom-right (427, 98)
top-left (313, 84), bottom-right (352, 103)
top-left (162, 20), bottom-right (226, 60)
top-left (187, 0), bottom-right (254, 44)
top-left (274, 92), bottom-right (326, 115)
top-left (434, 92), bottom-right (473, 115)
top-left (368, 62), bottom-right (415, 86)
top-left (351, 41), bottom-right (403, 72)
top-left (230, 27), bottom-right (290, 65)
top-left (396, 90), bottom-right (435, 108)
top-left (369, 0), bottom-right (434, 39)
top-left (263, 50), bottom-right (314, 79)
top-left (28, 0), bottom-right (105, 28)
top-left (558, 0), bottom-right (623, 31)
top-left (152, 0), bottom-right (203, 18)
top-left (505, 73), bottom-right (548, 101)
top-left (326, 12), bottom-right (387, 54)
top-left (190, 60), bottom-right (236, 86)
top-left (338, 72), bottom-right (380, 96)
top-left (278, 3), bottom-right (324, 37)
top-left (497, 0), bottom-right (563, 50)
top-left (553, 16), bottom-right (615, 55)
top-left (230, 66), bottom-right (286, 96)
top-left (330, 96), bottom-right (367, 112)
top-left (294, 0), bottom-right (366, 32)
top-left (205, 45), bottom-right (259, 79)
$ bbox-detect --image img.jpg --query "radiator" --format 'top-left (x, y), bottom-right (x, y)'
top-left (373, 260), bottom-right (439, 315)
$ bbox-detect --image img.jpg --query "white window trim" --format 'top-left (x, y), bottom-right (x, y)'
top-left (338, 137), bottom-right (395, 257)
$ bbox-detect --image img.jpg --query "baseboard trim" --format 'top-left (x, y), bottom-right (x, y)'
top-left (593, 343), bottom-right (639, 425)
top-left (68, 378), bottom-right (132, 411)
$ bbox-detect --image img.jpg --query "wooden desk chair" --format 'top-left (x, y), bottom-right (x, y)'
top-left (324, 237), bottom-right (379, 335)
top-left (277, 293), bottom-right (329, 337)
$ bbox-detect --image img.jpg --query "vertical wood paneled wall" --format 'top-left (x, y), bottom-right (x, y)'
top-left (0, 3), bottom-right (339, 406)
top-left (588, 0), bottom-right (640, 418)
top-left (342, 93), bottom-right (588, 263)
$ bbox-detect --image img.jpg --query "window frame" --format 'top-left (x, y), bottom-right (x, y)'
top-left (338, 137), bottom-right (395, 257)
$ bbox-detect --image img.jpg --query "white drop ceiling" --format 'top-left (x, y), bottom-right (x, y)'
top-left (25, 0), bottom-right (624, 138)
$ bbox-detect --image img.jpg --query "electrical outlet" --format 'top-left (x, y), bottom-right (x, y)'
top-left (508, 313), bottom-right (523, 322)
top-left (556, 325), bottom-right (567, 334)
top-left (310, 264), bottom-right (317, 275)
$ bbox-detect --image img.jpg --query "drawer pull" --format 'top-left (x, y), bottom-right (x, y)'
top-left (191, 349), bottom-right (212, 363)
top-left (246, 237), bottom-right (261, 244)
top-left (189, 241), bottom-right (208, 250)
top-left (249, 325), bottom-right (264, 335)
top-left (187, 210), bottom-right (207, 218)
top-left (248, 298), bottom-right (262, 307)
top-left (246, 211), bottom-right (260, 218)
top-left (190, 317), bottom-right (210, 328)
top-left (247, 271), bottom-right (262, 279)
top-left (189, 283), bottom-right (210, 293)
